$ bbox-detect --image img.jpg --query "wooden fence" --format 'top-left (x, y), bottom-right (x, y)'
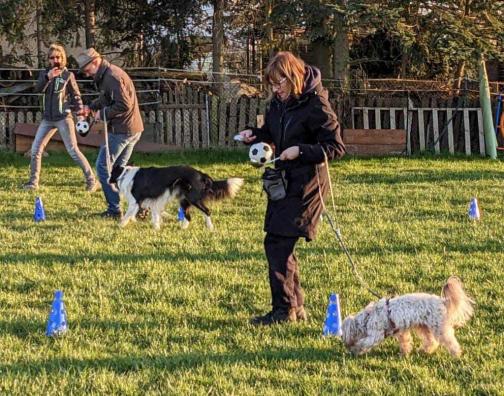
top-left (0, 89), bottom-right (492, 156)
top-left (352, 106), bottom-right (486, 156)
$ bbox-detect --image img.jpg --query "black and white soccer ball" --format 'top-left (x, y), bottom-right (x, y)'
top-left (249, 142), bottom-right (273, 167)
top-left (76, 120), bottom-right (90, 137)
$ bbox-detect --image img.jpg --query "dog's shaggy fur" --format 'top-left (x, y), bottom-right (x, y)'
top-left (109, 165), bottom-right (243, 230)
top-left (342, 277), bottom-right (474, 357)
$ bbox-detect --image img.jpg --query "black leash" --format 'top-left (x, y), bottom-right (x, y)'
top-left (323, 211), bottom-right (382, 299)
top-left (316, 154), bottom-right (383, 299)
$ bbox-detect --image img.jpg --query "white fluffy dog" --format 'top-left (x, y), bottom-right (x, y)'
top-left (342, 276), bottom-right (474, 357)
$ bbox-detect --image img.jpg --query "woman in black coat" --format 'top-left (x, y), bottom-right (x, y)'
top-left (239, 51), bottom-right (345, 325)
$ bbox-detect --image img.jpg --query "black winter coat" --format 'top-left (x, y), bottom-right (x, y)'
top-left (251, 66), bottom-right (345, 241)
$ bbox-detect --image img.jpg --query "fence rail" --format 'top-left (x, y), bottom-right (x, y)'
top-left (0, 85), bottom-right (499, 157)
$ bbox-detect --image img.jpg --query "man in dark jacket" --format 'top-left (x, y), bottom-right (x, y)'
top-left (77, 48), bottom-right (144, 218)
top-left (239, 51), bottom-right (345, 325)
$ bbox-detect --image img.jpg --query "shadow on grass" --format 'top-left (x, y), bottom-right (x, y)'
top-left (0, 249), bottom-right (265, 266)
top-left (0, 345), bottom-right (348, 375)
top-left (342, 169), bottom-right (504, 185)
top-left (0, 149), bottom-right (248, 168)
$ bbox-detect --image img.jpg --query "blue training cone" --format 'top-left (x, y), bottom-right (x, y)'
top-left (34, 196), bottom-right (46, 222)
top-left (323, 293), bottom-right (343, 336)
top-left (468, 197), bottom-right (480, 220)
top-left (177, 207), bottom-right (186, 222)
top-left (46, 290), bottom-right (68, 337)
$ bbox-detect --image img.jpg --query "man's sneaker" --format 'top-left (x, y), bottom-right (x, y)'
top-left (296, 306), bottom-right (308, 321)
top-left (86, 179), bottom-right (100, 193)
top-left (99, 210), bottom-right (122, 219)
top-left (250, 308), bottom-right (297, 326)
top-left (22, 182), bottom-right (38, 191)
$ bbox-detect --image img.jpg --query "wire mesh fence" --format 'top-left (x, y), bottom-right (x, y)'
top-left (1, 67), bottom-right (503, 154)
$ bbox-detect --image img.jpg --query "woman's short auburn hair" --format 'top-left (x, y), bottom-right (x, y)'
top-left (48, 43), bottom-right (67, 68)
top-left (264, 51), bottom-right (306, 98)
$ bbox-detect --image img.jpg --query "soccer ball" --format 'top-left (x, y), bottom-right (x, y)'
top-left (76, 120), bottom-right (90, 137)
top-left (249, 142), bottom-right (273, 167)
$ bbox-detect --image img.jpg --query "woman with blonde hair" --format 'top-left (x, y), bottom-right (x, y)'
top-left (23, 44), bottom-right (98, 191)
top-left (239, 51), bottom-right (345, 325)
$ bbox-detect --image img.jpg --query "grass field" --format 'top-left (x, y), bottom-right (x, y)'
top-left (0, 149), bottom-right (503, 395)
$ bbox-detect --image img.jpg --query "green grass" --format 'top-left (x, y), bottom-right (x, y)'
top-left (0, 149), bottom-right (503, 395)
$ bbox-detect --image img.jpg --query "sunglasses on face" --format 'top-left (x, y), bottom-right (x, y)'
top-left (270, 77), bottom-right (287, 89)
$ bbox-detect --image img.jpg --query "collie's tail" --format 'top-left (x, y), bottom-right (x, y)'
top-left (208, 178), bottom-right (244, 200)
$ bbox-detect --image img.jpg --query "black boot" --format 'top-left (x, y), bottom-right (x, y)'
top-left (250, 308), bottom-right (297, 326)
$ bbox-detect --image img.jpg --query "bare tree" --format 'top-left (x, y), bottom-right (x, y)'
top-left (212, 0), bottom-right (224, 92)
top-left (84, 0), bottom-right (96, 48)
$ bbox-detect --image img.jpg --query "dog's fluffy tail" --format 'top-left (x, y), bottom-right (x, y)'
top-left (442, 276), bottom-right (474, 327)
top-left (209, 178), bottom-right (244, 200)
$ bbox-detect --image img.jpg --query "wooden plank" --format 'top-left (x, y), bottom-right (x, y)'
top-left (249, 97), bottom-right (258, 127)
top-left (374, 108), bottom-right (381, 129)
top-left (201, 107), bottom-right (209, 148)
top-left (463, 109), bottom-right (471, 155)
top-left (148, 110), bottom-right (155, 125)
top-left (238, 98), bottom-right (247, 132)
top-left (35, 112), bottom-right (42, 122)
top-left (228, 97), bottom-right (238, 145)
top-left (0, 112), bottom-right (6, 147)
top-left (183, 87), bottom-right (192, 148)
top-left (166, 110), bottom-right (173, 144)
top-left (210, 95), bottom-right (219, 146)
top-left (158, 104), bottom-right (205, 110)
top-left (447, 109), bottom-right (455, 155)
top-left (432, 109), bottom-right (440, 154)
top-left (26, 112), bottom-right (33, 123)
top-left (8, 112), bottom-right (16, 150)
top-left (363, 108), bottom-right (369, 129)
top-left (418, 109), bottom-right (425, 152)
top-left (403, 108), bottom-right (412, 155)
top-left (218, 98), bottom-right (227, 146)
top-left (477, 108), bottom-right (485, 156)
top-left (351, 108), bottom-right (355, 129)
top-left (389, 109), bottom-right (396, 129)
top-left (157, 111), bottom-right (164, 144)
top-left (192, 107), bottom-right (200, 148)
top-left (343, 129), bottom-right (406, 145)
top-left (182, 107), bottom-right (191, 148)
top-left (174, 109), bottom-right (182, 147)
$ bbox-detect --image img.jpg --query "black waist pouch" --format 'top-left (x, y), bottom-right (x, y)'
top-left (262, 167), bottom-right (288, 201)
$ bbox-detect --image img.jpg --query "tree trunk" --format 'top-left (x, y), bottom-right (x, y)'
top-left (264, 0), bottom-right (274, 57)
top-left (452, 61), bottom-right (465, 95)
top-left (36, 1), bottom-right (43, 68)
top-left (333, 4), bottom-right (349, 90)
top-left (212, 0), bottom-right (224, 94)
top-left (312, 39), bottom-right (332, 79)
top-left (251, 29), bottom-right (256, 74)
top-left (84, 0), bottom-right (96, 48)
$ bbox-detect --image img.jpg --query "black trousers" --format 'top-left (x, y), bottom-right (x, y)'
top-left (264, 233), bottom-right (304, 310)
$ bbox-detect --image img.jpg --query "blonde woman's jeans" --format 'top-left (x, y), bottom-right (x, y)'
top-left (27, 118), bottom-right (95, 187)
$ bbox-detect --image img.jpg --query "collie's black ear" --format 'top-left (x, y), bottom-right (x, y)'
top-left (173, 178), bottom-right (191, 191)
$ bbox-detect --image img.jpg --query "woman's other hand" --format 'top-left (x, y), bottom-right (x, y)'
top-left (47, 68), bottom-right (62, 80)
top-left (280, 146), bottom-right (300, 161)
top-left (239, 129), bottom-right (256, 144)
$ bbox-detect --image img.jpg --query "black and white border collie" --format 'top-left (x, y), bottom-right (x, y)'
top-left (109, 165), bottom-right (243, 230)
